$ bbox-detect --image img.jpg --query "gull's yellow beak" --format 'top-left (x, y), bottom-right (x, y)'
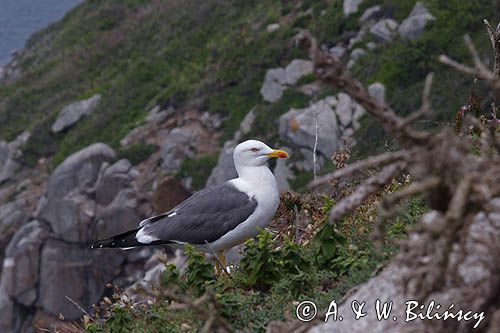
top-left (266, 149), bottom-right (289, 159)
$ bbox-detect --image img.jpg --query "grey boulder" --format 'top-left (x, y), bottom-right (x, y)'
top-left (359, 5), bottom-right (382, 27)
top-left (37, 143), bottom-right (116, 242)
top-left (2, 221), bottom-right (50, 306)
top-left (260, 59), bottom-right (313, 102)
top-left (206, 107), bottom-right (258, 186)
top-left (284, 59), bottom-right (313, 85)
top-left (370, 18), bottom-right (399, 42)
top-left (399, 2), bottom-right (435, 40)
top-left (0, 199), bottom-right (28, 250)
top-left (206, 140), bottom-right (238, 187)
top-left (0, 132), bottom-right (30, 184)
top-left (95, 159), bottom-right (138, 206)
top-left (0, 280), bottom-right (21, 333)
top-left (95, 189), bottom-right (141, 240)
top-left (51, 94), bottom-right (101, 133)
top-left (343, 0), bottom-right (364, 17)
top-left (260, 68), bottom-right (286, 102)
top-left (160, 127), bottom-right (196, 172)
top-left (368, 82), bottom-right (386, 104)
top-left (273, 150), bottom-right (293, 191)
top-left (37, 239), bottom-right (123, 320)
top-left (279, 100), bottom-right (340, 159)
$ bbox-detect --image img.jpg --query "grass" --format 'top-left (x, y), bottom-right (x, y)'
top-left (117, 143), bottom-right (158, 165)
top-left (351, 0), bottom-right (495, 157)
top-left (0, 0), bottom-right (327, 167)
top-left (0, 0), bottom-right (495, 169)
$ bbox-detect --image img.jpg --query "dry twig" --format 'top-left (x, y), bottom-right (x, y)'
top-left (329, 161), bottom-right (406, 223)
top-left (292, 23), bottom-right (500, 332)
top-left (308, 150), bottom-right (408, 189)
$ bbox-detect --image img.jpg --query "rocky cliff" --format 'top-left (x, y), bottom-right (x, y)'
top-left (0, 0), bottom-right (496, 331)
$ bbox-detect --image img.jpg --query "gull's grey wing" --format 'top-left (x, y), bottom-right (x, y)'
top-left (140, 182), bottom-right (258, 244)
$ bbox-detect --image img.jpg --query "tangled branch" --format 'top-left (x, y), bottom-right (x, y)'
top-left (296, 20), bottom-right (500, 332)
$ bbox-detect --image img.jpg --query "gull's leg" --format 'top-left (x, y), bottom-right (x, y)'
top-left (218, 251), bottom-right (227, 269)
top-left (214, 259), bottom-right (221, 275)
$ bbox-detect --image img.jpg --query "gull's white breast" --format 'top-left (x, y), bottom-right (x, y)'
top-left (203, 167), bottom-right (279, 252)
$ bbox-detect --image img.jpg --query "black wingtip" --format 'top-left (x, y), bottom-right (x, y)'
top-left (90, 227), bottom-right (142, 249)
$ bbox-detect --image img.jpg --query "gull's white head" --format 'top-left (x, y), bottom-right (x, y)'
top-left (233, 140), bottom-right (289, 168)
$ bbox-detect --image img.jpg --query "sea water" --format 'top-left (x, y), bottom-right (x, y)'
top-left (0, 0), bottom-right (81, 64)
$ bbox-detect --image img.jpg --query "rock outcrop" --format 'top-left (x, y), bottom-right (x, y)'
top-left (260, 59), bottom-right (313, 102)
top-left (309, 206), bottom-right (500, 332)
top-left (399, 2), bottom-right (435, 40)
top-left (160, 127), bottom-right (196, 172)
top-left (38, 143), bottom-right (116, 242)
top-left (0, 131), bottom-right (30, 184)
top-left (152, 176), bottom-right (190, 213)
top-left (343, 0), bottom-right (364, 17)
top-left (51, 94), bottom-right (102, 133)
top-left (279, 99), bottom-right (340, 161)
top-left (0, 142), bottom-right (152, 331)
top-left (368, 82), bottom-right (386, 104)
top-left (370, 18), bottom-right (399, 42)
top-left (206, 140), bottom-right (238, 186)
top-left (359, 5), bottom-right (382, 27)
top-left (3, 221), bottom-right (49, 307)
top-left (37, 239), bottom-right (123, 320)
top-left (0, 199), bottom-right (28, 251)
top-left (260, 68), bottom-right (286, 102)
top-left (206, 108), bottom-right (257, 186)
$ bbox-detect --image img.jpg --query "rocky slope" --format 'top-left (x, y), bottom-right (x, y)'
top-left (0, 0), bottom-right (496, 331)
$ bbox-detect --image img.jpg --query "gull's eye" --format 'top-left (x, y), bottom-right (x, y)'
top-left (251, 148), bottom-right (259, 153)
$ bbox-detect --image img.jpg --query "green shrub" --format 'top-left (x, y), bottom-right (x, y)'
top-left (240, 231), bottom-right (282, 288)
top-left (117, 143), bottom-right (158, 165)
top-left (184, 245), bottom-right (215, 296)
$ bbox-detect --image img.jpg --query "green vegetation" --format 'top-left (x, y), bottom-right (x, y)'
top-left (2, 0), bottom-right (346, 166)
top-left (352, 0), bottom-right (496, 156)
top-left (117, 143), bottom-right (158, 166)
top-left (1, 0), bottom-right (495, 330)
top-left (89, 180), bottom-right (426, 332)
top-left (1, 0), bottom-right (492, 166)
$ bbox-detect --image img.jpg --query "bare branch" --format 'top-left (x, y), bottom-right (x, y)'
top-left (308, 150), bottom-right (408, 189)
top-left (440, 30), bottom-right (500, 103)
top-left (374, 177), bottom-right (442, 247)
top-left (439, 54), bottom-right (481, 77)
top-left (445, 176), bottom-right (471, 221)
top-left (312, 102), bottom-right (320, 182)
top-left (166, 291), bottom-right (234, 332)
top-left (402, 72), bottom-right (435, 125)
top-left (484, 19), bottom-right (500, 76)
top-left (65, 296), bottom-right (94, 320)
top-left (329, 161), bottom-right (406, 223)
top-left (465, 35), bottom-right (490, 74)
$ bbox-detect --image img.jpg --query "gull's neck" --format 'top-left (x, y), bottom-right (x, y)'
top-left (235, 164), bottom-right (276, 188)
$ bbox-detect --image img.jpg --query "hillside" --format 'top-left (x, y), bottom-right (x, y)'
top-left (0, 0), bottom-right (494, 169)
top-left (0, 0), bottom-right (499, 332)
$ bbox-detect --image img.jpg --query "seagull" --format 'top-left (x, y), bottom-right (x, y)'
top-left (91, 140), bottom-right (288, 270)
